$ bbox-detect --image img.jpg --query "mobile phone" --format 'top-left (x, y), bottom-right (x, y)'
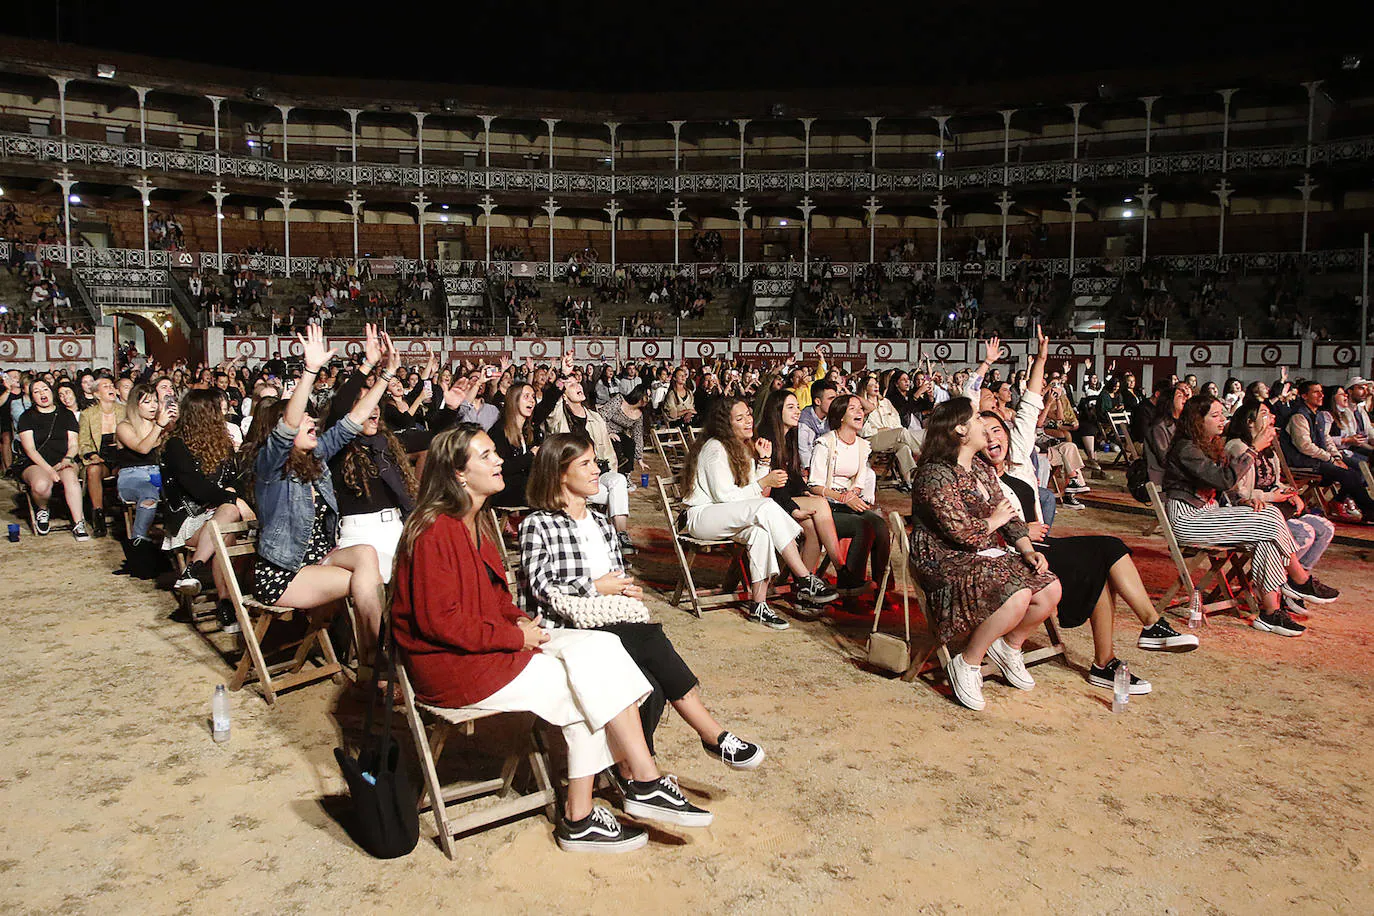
top-left (483, 365), bottom-right (500, 379)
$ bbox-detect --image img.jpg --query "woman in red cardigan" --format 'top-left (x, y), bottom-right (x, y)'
top-left (390, 423), bottom-right (712, 853)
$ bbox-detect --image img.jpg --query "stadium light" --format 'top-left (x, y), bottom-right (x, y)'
top-left (439, 215), bottom-right (449, 222)
top-left (1123, 197), bottom-right (1133, 203)
top-left (1123, 209), bottom-right (1135, 218)
top-left (935, 149), bottom-right (945, 160)
top-left (779, 219), bottom-right (788, 226)
top-left (0, 185), bottom-right (5, 196)
top-left (68, 194), bottom-right (81, 204)
top-left (95, 64), bottom-right (117, 79)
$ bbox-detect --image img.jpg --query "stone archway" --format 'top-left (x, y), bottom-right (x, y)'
top-left (107, 311), bottom-right (195, 368)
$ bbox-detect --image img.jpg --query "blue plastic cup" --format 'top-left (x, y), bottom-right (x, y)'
top-left (7, 523), bottom-right (19, 543)
top-left (641, 473), bottom-right (649, 488)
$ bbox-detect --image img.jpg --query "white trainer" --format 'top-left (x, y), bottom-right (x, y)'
top-left (946, 653), bottom-right (986, 711)
top-left (986, 637), bottom-right (1035, 690)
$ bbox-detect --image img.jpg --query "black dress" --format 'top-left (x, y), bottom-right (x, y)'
top-left (253, 488), bottom-right (335, 606)
top-left (1000, 472), bottom-right (1130, 629)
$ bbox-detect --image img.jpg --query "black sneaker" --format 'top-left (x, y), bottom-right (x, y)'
top-left (1064, 481), bottom-right (1092, 495)
top-left (90, 514), bottom-right (107, 538)
top-left (35, 508), bottom-right (51, 535)
top-left (1086, 658), bottom-right (1153, 695)
top-left (1059, 493), bottom-right (1086, 510)
top-left (1137, 618), bottom-right (1200, 651)
top-left (617, 532), bottom-right (638, 557)
top-left (795, 574), bottom-right (838, 606)
top-left (1253, 609), bottom-right (1306, 637)
top-left (1283, 577), bottom-right (1337, 605)
top-left (215, 599), bottom-right (241, 635)
top-left (1283, 594), bottom-right (1310, 618)
top-left (1308, 577), bottom-right (1339, 601)
top-left (835, 569), bottom-right (872, 597)
top-left (555, 805), bottom-right (648, 853)
top-left (621, 775), bottom-right (713, 827)
top-left (702, 731), bottom-right (765, 769)
top-left (175, 560), bottom-right (213, 597)
top-left (71, 520), bottom-right (90, 542)
top-left (749, 602), bottom-right (791, 630)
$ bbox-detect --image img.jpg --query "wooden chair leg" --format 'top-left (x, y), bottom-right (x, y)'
top-left (230, 613), bottom-right (276, 704)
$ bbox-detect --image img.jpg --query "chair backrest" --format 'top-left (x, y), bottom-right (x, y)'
top-left (1108, 410), bottom-right (1140, 461)
top-left (655, 476), bottom-right (684, 539)
top-left (1145, 481), bottom-right (1194, 582)
top-left (206, 519), bottom-right (260, 611)
top-left (885, 510), bottom-right (909, 565)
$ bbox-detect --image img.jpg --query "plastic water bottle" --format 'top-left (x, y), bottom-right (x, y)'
top-left (1112, 662), bottom-right (1130, 713)
top-left (211, 684), bottom-right (231, 743)
top-left (1187, 589), bottom-right (1203, 629)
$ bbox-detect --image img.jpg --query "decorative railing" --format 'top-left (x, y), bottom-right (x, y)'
top-left (3, 131), bottom-right (1372, 196)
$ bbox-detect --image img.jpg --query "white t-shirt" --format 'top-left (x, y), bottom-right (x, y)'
top-left (572, 511), bottom-right (613, 580)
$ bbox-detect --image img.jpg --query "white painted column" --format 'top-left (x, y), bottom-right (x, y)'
top-left (55, 168), bottom-right (76, 267)
top-left (134, 175), bottom-right (155, 263)
top-left (277, 186), bottom-right (295, 275)
top-left (413, 191), bottom-right (428, 261)
top-left (1218, 89), bottom-right (1236, 173)
top-left (1000, 108), bottom-right (1016, 186)
top-left (413, 111), bottom-right (427, 165)
top-left (54, 76), bottom-right (70, 162)
top-left (1141, 96), bottom-right (1158, 177)
top-left (132, 86), bottom-right (150, 169)
top-left (276, 104), bottom-right (293, 162)
top-left (735, 118), bottom-right (750, 172)
top-left (1213, 178), bottom-right (1233, 256)
top-left (543, 117), bottom-right (559, 171)
top-left (542, 196), bottom-right (559, 271)
top-left (996, 190), bottom-right (1014, 280)
top-left (732, 197), bottom-right (750, 274)
top-left (209, 181), bottom-right (229, 273)
top-left (208, 95), bottom-right (224, 176)
top-left (345, 189), bottom-right (364, 263)
top-left (864, 195), bottom-right (881, 264)
top-left (932, 194), bottom-right (949, 282)
top-left (668, 197), bottom-right (685, 266)
top-left (866, 116), bottom-right (882, 170)
top-left (1297, 173), bottom-right (1316, 254)
top-left (1069, 102), bottom-right (1085, 182)
top-left (799, 195), bottom-right (815, 279)
top-left (1065, 186), bottom-right (1083, 277)
top-left (605, 198), bottom-right (621, 270)
top-left (479, 194), bottom-right (496, 268)
top-left (1137, 183), bottom-right (1156, 261)
top-left (800, 117), bottom-right (814, 190)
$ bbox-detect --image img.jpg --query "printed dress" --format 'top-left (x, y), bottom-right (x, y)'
top-left (909, 459), bottom-right (1057, 643)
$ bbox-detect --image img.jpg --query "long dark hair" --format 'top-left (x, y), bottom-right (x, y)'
top-left (171, 388), bottom-right (234, 476)
top-left (1224, 397), bottom-right (1265, 447)
top-left (682, 396), bottom-right (756, 489)
top-left (500, 381), bottom-right (534, 448)
top-left (1176, 393), bottom-right (1225, 463)
top-left (395, 424), bottom-right (486, 567)
top-left (757, 389), bottom-right (800, 477)
top-left (917, 397), bottom-right (974, 467)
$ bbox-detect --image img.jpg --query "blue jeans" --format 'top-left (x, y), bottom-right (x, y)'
top-left (117, 465), bottom-right (161, 542)
top-left (1287, 513), bottom-right (1335, 571)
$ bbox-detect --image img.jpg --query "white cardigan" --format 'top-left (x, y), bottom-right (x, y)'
top-left (685, 438), bottom-right (771, 507)
top-left (995, 388), bottom-right (1045, 524)
top-left (808, 431), bottom-right (877, 504)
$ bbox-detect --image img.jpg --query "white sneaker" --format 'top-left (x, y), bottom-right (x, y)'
top-left (946, 654), bottom-right (986, 711)
top-left (985, 637), bottom-right (1035, 690)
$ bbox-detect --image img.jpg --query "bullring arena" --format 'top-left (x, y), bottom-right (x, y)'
top-left (1, 19), bottom-right (1373, 916)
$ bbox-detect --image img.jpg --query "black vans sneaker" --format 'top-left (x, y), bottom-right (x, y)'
top-left (215, 599), bottom-right (241, 635)
top-left (71, 520), bottom-right (91, 542)
top-left (795, 574), bottom-right (838, 606)
top-left (702, 731), bottom-right (765, 769)
top-left (1137, 618), bottom-right (1200, 650)
top-left (622, 775), bottom-right (713, 828)
top-left (1086, 658), bottom-right (1153, 695)
top-left (90, 513), bottom-right (107, 538)
top-left (1059, 493), bottom-right (1086, 510)
top-left (175, 560), bottom-right (213, 597)
top-left (1253, 609), bottom-right (1306, 637)
top-left (35, 508), bottom-right (51, 535)
top-left (555, 805), bottom-right (648, 853)
top-left (1283, 577), bottom-right (1337, 605)
top-left (749, 602), bottom-right (791, 630)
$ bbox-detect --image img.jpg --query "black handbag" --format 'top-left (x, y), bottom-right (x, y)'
top-left (332, 620), bottom-right (420, 859)
top-left (1126, 458), bottom-right (1150, 504)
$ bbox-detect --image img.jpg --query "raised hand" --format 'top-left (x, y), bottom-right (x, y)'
top-left (983, 335), bottom-right (1000, 365)
top-left (380, 332), bottom-right (401, 375)
top-left (1035, 327), bottom-right (1049, 360)
top-left (299, 324), bottom-right (337, 372)
top-left (363, 322), bottom-right (381, 367)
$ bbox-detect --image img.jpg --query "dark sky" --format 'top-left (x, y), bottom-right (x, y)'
top-left (3, 0), bottom-right (1358, 92)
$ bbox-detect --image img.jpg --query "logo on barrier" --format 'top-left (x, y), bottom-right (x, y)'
top-left (1260, 345), bottom-right (1283, 366)
top-left (875, 343), bottom-right (892, 360)
top-left (531, 341), bottom-right (548, 358)
top-left (1333, 345), bottom-right (1357, 367)
top-left (697, 341), bottom-right (717, 358)
top-left (285, 340), bottom-right (304, 357)
top-left (933, 343), bottom-right (951, 361)
top-left (588, 340), bottom-right (605, 358)
top-left (1120, 344), bottom-right (1141, 357)
top-left (1055, 344), bottom-right (1076, 357)
top-left (58, 339), bottom-right (81, 358)
top-left (642, 340), bottom-right (660, 358)
top-left (996, 343), bottom-right (1010, 360)
top-left (0, 338), bottom-right (17, 358)
top-left (470, 340), bottom-right (489, 352)
top-left (755, 341), bottom-right (775, 354)
top-left (343, 341), bottom-right (363, 355)
top-left (1190, 345), bottom-right (1211, 365)
top-left (407, 340), bottom-right (427, 352)
top-left (236, 340), bottom-right (257, 357)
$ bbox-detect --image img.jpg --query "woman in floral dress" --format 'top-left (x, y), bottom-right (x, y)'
top-left (909, 397), bottom-right (1061, 711)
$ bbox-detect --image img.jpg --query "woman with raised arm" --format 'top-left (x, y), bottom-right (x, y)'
top-left (682, 397), bottom-right (838, 630)
top-left (909, 397), bottom-right (1063, 712)
top-left (14, 378), bottom-right (89, 539)
top-left (978, 332), bottom-right (1196, 698)
top-left (244, 325), bottom-right (394, 665)
top-left (391, 424), bottom-right (712, 854)
top-left (519, 433), bottom-right (764, 772)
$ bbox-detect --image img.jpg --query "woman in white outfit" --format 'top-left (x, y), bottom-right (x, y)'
top-left (682, 397), bottom-right (838, 630)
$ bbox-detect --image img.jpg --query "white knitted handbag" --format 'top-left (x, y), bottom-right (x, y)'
top-left (549, 593), bottom-right (652, 628)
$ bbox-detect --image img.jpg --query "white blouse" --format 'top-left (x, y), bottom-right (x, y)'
top-left (684, 438), bottom-right (770, 507)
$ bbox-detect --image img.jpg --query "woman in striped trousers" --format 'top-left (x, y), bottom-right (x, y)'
top-left (1161, 394), bottom-right (1334, 639)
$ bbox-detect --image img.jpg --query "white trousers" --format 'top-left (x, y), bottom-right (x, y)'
top-left (590, 469), bottom-right (630, 519)
top-left (865, 427), bottom-right (923, 479)
top-left (686, 497), bottom-right (803, 583)
top-left (337, 510), bottom-right (404, 584)
top-left (473, 629), bottom-right (651, 779)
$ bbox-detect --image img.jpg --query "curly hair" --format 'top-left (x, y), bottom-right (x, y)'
top-left (1177, 394), bottom-right (1226, 463)
top-left (682, 396), bottom-right (756, 489)
top-left (338, 422), bottom-right (418, 501)
top-left (170, 389), bottom-right (234, 477)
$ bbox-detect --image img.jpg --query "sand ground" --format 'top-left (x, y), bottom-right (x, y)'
top-left (1, 476), bottom-right (1372, 915)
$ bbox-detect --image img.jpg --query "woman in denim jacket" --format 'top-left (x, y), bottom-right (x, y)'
top-left (245, 325), bottom-right (397, 666)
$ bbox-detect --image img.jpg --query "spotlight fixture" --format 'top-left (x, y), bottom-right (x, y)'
top-left (95, 64), bottom-right (117, 80)
top-left (1342, 54), bottom-right (1361, 71)
top-left (1123, 209), bottom-right (1135, 218)
top-left (68, 193), bottom-right (81, 204)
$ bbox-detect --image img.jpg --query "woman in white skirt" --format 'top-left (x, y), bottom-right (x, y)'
top-left (681, 397), bottom-right (838, 630)
top-left (1162, 394), bottom-right (1333, 639)
top-left (391, 424), bottom-right (712, 854)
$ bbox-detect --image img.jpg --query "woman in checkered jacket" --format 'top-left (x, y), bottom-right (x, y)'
top-left (519, 433), bottom-right (764, 772)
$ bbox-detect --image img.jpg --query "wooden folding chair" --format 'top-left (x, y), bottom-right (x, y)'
top-left (1274, 446), bottom-right (1334, 516)
top-left (19, 481), bottom-right (75, 535)
top-left (206, 519), bottom-right (344, 705)
top-left (651, 427), bottom-right (690, 498)
top-left (1106, 410), bottom-right (1139, 465)
top-left (171, 546), bottom-right (220, 626)
top-left (399, 663), bottom-right (557, 859)
top-left (1361, 460), bottom-right (1374, 498)
top-left (1144, 482), bottom-right (1254, 623)
top-left (485, 505), bottom-right (528, 572)
top-left (655, 476), bottom-right (745, 617)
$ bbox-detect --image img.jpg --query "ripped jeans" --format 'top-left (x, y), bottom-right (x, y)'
top-left (117, 465), bottom-right (161, 542)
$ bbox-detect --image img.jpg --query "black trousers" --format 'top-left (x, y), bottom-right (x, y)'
top-left (831, 504), bottom-right (890, 581)
top-left (596, 622), bottom-right (698, 755)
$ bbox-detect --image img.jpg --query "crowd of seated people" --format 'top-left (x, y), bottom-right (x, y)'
top-left (3, 324), bottom-right (1371, 851)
